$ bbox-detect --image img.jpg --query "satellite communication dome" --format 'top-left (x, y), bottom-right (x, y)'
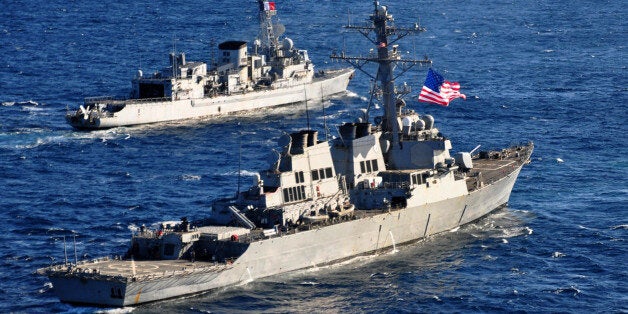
top-left (283, 38), bottom-right (294, 50)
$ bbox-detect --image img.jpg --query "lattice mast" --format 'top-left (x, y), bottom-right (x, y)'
top-left (257, 0), bottom-right (280, 58)
top-left (331, 0), bottom-right (431, 144)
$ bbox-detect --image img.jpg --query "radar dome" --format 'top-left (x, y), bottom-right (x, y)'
top-left (422, 115), bottom-right (434, 129)
top-left (283, 38), bottom-right (294, 50)
top-left (377, 5), bottom-right (387, 15)
top-left (402, 116), bottom-right (413, 127)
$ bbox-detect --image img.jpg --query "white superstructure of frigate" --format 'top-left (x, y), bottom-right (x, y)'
top-left (41, 1), bottom-right (533, 307)
top-left (65, 1), bottom-right (354, 129)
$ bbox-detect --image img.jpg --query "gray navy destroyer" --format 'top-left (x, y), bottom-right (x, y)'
top-left (41, 1), bottom-right (533, 307)
top-left (65, 1), bottom-right (354, 129)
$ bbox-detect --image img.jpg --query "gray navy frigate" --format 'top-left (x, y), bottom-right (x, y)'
top-left (40, 1), bottom-right (533, 307)
top-left (65, 1), bottom-right (354, 129)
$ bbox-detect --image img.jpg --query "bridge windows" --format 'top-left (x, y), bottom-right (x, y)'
top-left (360, 159), bottom-right (379, 174)
top-left (295, 171), bottom-right (304, 184)
top-left (283, 185), bottom-right (307, 203)
top-left (311, 167), bottom-right (333, 181)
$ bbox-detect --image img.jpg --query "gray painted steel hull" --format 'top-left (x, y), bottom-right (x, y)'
top-left (67, 70), bottom-right (353, 129)
top-left (48, 165), bottom-right (522, 306)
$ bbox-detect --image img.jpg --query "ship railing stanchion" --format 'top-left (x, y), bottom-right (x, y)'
top-left (73, 234), bottom-right (77, 265)
top-left (63, 235), bottom-right (68, 266)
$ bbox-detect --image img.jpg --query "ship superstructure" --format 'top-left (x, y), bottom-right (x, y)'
top-left (41, 1), bottom-right (532, 307)
top-left (66, 1), bottom-right (354, 129)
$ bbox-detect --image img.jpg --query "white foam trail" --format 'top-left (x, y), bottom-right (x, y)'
top-left (345, 91), bottom-right (360, 98)
top-left (94, 307), bottom-right (135, 314)
top-left (222, 170), bottom-right (258, 177)
top-left (299, 281), bottom-right (318, 286)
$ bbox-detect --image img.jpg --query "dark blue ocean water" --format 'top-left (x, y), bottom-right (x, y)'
top-left (1, 0), bottom-right (626, 312)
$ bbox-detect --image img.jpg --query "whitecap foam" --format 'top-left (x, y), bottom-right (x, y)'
top-left (38, 282), bottom-right (53, 294)
top-left (18, 100), bottom-right (39, 106)
top-left (181, 174), bottom-right (202, 181)
top-left (482, 255), bottom-right (497, 261)
top-left (22, 106), bottom-right (44, 112)
top-left (553, 286), bottom-right (580, 296)
top-left (552, 251), bottom-right (566, 258)
top-left (127, 223), bottom-right (139, 233)
top-left (222, 170), bottom-right (258, 177)
top-left (299, 281), bottom-right (319, 286)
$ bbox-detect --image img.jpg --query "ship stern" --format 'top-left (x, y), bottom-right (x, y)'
top-left (46, 274), bottom-right (128, 307)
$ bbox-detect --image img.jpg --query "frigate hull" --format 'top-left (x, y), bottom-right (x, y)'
top-left (46, 165), bottom-right (522, 306)
top-left (67, 69), bottom-right (353, 130)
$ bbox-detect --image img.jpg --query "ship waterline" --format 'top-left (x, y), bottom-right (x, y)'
top-left (65, 0), bottom-right (353, 130)
top-left (41, 0), bottom-right (533, 308)
top-left (66, 69), bottom-right (354, 129)
top-left (42, 161), bottom-right (527, 306)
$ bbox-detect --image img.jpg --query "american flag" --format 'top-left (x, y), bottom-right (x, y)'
top-left (418, 68), bottom-right (466, 106)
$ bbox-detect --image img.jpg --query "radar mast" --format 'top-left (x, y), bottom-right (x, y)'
top-left (331, 0), bottom-right (431, 145)
top-left (257, 0), bottom-right (281, 57)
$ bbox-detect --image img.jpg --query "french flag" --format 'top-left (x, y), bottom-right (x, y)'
top-left (264, 1), bottom-right (276, 11)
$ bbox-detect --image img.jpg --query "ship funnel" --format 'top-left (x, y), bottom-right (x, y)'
top-left (356, 123), bottom-right (371, 138)
top-left (339, 123), bottom-right (357, 143)
top-left (290, 131), bottom-right (308, 154)
top-left (305, 130), bottom-right (318, 147)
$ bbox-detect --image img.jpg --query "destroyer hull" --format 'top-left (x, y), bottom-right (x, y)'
top-left (46, 165), bottom-right (522, 306)
top-left (67, 69), bottom-right (353, 130)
